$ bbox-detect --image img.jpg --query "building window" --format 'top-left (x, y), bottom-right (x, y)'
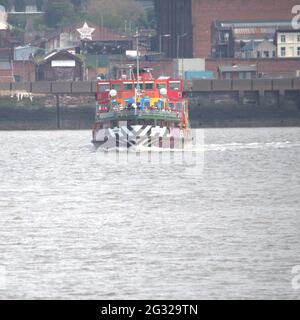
top-left (297, 47), bottom-right (300, 56)
top-left (257, 51), bottom-right (261, 58)
top-left (14, 75), bottom-right (21, 82)
top-left (281, 47), bottom-right (286, 57)
top-left (263, 51), bottom-right (269, 58)
top-left (225, 72), bottom-right (231, 80)
top-left (280, 35), bottom-right (286, 43)
top-left (239, 72), bottom-right (246, 80)
top-left (298, 35), bottom-right (300, 42)
top-left (246, 72), bottom-right (252, 79)
top-left (272, 51), bottom-right (276, 57)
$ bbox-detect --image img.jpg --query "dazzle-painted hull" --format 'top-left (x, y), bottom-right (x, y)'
top-left (92, 124), bottom-right (193, 150)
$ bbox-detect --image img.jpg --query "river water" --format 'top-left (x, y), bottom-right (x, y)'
top-left (0, 128), bottom-right (299, 299)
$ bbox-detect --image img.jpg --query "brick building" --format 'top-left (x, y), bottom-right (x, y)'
top-left (36, 50), bottom-right (83, 81)
top-left (206, 58), bottom-right (300, 78)
top-left (155, 0), bottom-right (299, 58)
top-left (218, 64), bottom-right (257, 79)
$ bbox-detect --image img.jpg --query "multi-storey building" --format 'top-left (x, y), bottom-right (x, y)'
top-left (276, 30), bottom-right (300, 58)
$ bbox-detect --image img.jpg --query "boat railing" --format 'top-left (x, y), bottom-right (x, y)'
top-left (96, 109), bottom-right (182, 121)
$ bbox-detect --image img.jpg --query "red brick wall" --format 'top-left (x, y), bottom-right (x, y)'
top-left (0, 70), bottom-right (13, 83)
top-left (0, 30), bottom-right (11, 47)
top-left (192, 0), bottom-right (299, 57)
top-left (13, 61), bottom-right (36, 82)
top-left (206, 58), bottom-right (300, 77)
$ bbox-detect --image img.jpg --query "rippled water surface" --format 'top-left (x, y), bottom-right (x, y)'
top-left (0, 128), bottom-right (300, 299)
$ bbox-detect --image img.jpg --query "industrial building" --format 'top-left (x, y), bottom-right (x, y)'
top-left (211, 20), bottom-right (291, 59)
top-left (154, 0), bottom-right (300, 58)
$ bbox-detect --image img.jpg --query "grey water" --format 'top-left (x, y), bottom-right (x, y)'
top-left (0, 128), bottom-right (299, 299)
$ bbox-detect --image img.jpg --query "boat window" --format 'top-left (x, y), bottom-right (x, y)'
top-left (168, 102), bottom-right (175, 110)
top-left (156, 83), bottom-right (166, 90)
top-left (145, 83), bottom-right (154, 90)
top-left (99, 83), bottom-right (110, 92)
top-left (112, 83), bottom-right (122, 91)
top-left (135, 83), bottom-right (144, 90)
top-left (176, 102), bottom-right (182, 110)
top-left (169, 82), bottom-right (180, 91)
top-left (125, 83), bottom-right (133, 90)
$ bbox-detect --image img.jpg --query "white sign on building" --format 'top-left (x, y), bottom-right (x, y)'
top-left (51, 60), bottom-right (76, 67)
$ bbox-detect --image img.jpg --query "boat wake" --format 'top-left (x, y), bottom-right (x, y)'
top-left (95, 140), bottom-right (300, 153)
top-left (203, 141), bottom-right (299, 152)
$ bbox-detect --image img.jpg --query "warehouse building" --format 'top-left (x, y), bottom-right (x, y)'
top-left (154, 0), bottom-right (299, 58)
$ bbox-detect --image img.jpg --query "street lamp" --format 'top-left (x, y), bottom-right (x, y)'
top-left (159, 33), bottom-right (171, 54)
top-left (176, 33), bottom-right (187, 78)
top-left (176, 33), bottom-right (187, 59)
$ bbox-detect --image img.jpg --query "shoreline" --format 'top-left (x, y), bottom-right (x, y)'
top-left (1, 100), bottom-right (300, 130)
top-left (1, 121), bottom-right (300, 131)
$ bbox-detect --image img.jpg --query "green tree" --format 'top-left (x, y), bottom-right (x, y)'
top-left (14, 0), bottom-right (25, 12)
top-left (71, 0), bottom-right (84, 6)
top-left (86, 0), bottom-right (147, 31)
top-left (46, 0), bottom-right (75, 28)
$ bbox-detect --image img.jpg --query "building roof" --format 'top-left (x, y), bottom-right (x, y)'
top-left (241, 39), bottom-right (275, 52)
top-left (218, 20), bottom-right (292, 29)
top-left (38, 50), bottom-right (83, 65)
top-left (219, 64), bottom-right (257, 72)
top-left (14, 45), bottom-right (39, 60)
top-left (275, 28), bottom-right (299, 33)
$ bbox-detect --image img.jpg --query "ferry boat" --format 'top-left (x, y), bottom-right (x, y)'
top-left (91, 68), bottom-right (193, 150)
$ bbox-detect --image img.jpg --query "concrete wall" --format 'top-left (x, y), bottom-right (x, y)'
top-left (1, 79), bottom-right (300, 94)
top-left (190, 78), bottom-right (300, 92)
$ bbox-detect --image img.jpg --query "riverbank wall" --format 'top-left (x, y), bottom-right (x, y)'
top-left (0, 93), bottom-right (300, 130)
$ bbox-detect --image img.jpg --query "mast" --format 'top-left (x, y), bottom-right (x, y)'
top-left (135, 29), bottom-right (140, 115)
top-left (136, 29), bottom-right (140, 100)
